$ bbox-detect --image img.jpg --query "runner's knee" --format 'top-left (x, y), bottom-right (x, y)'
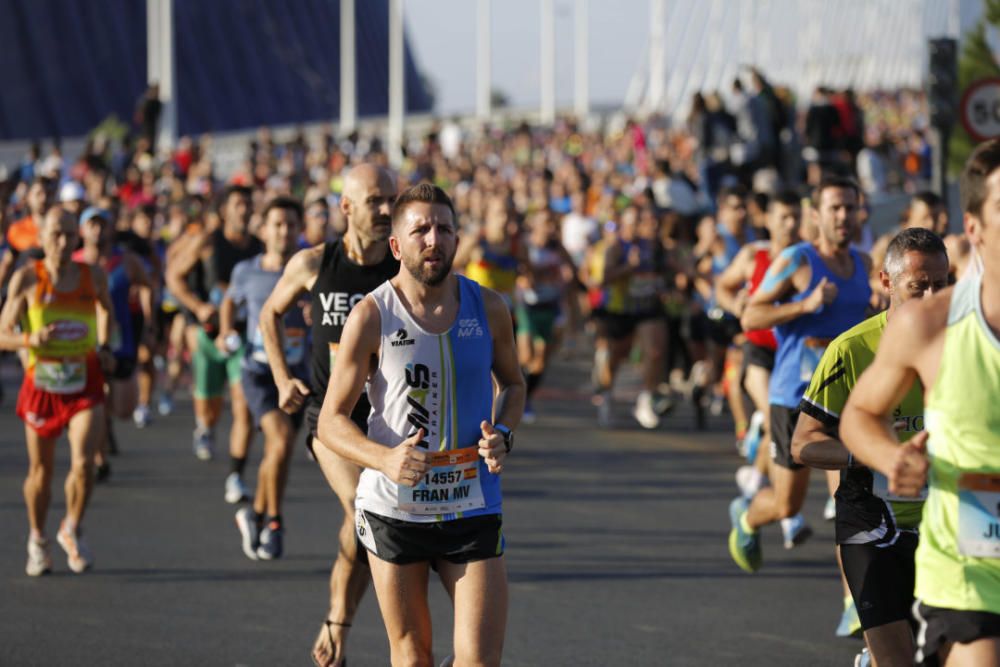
top-left (264, 436), bottom-right (292, 463)
top-left (388, 639), bottom-right (433, 667)
top-left (773, 494), bottom-right (802, 519)
top-left (68, 458), bottom-right (94, 480)
top-left (26, 461), bottom-right (53, 487)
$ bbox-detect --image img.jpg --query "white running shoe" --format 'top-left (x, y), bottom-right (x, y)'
top-left (57, 523), bottom-right (93, 573)
top-left (633, 391), bottom-right (660, 430)
top-left (735, 465), bottom-right (766, 499)
top-left (824, 496), bottom-right (837, 521)
top-left (132, 404), bottom-right (152, 429)
top-left (235, 507), bottom-right (260, 561)
top-left (193, 428), bottom-right (214, 461)
top-left (780, 514), bottom-right (814, 550)
top-left (854, 648), bottom-right (871, 667)
top-left (26, 536), bottom-right (52, 577)
top-left (225, 473), bottom-right (250, 504)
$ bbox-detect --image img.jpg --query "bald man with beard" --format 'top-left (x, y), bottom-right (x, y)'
top-left (259, 164), bottom-right (399, 667)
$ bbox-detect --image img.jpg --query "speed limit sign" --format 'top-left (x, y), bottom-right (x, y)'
top-left (961, 78), bottom-right (1000, 141)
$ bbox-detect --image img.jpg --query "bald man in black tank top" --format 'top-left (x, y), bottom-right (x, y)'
top-left (259, 164), bottom-right (397, 667)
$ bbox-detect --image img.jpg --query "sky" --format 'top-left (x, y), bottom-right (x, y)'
top-left (403, 0), bottom-right (985, 116)
top-left (404, 0), bottom-right (649, 114)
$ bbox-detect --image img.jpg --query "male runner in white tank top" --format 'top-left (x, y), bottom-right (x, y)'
top-left (318, 183), bottom-right (525, 667)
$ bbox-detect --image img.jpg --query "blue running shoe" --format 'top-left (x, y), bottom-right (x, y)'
top-left (257, 521), bottom-right (283, 560)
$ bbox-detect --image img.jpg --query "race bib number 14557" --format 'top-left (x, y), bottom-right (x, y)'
top-left (398, 446), bottom-right (485, 515)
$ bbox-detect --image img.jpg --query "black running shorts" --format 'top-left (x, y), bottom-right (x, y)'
top-left (770, 404), bottom-right (804, 470)
top-left (840, 533), bottom-right (917, 631)
top-left (743, 342), bottom-right (776, 371)
top-left (241, 366), bottom-right (305, 430)
top-left (914, 601), bottom-right (1000, 666)
top-left (356, 510), bottom-right (504, 566)
top-left (109, 356), bottom-right (138, 381)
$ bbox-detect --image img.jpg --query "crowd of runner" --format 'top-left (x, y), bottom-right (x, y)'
top-left (1, 93), bottom-right (998, 666)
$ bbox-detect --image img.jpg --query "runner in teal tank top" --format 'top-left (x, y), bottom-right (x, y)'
top-left (842, 138), bottom-right (1000, 666)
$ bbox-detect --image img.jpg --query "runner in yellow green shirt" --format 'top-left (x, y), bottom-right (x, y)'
top-left (792, 227), bottom-right (949, 667)
top-left (842, 138), bottom-right (1000, 667)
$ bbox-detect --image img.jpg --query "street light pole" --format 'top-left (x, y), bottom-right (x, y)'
top-left (146, 0), bottom-right (177, 152)
top-left (574, 0), bottom-right (589, 120)
top-left (388, 0), bottom-right (405, 167)
top-left (340, 0), bottom-right (357, 134)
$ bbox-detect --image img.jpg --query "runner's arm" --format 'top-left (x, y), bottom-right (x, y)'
top-left (316, 297), bottom-right (431, 485)
top-left (317, 297), bottom-right (388, 469)
top-left (792, 413), bottom-right (850, 469)
top-left (219, 259), bottom-right (250, 345)
top-left (126, 254), bottom-right (155, 340)
top-left (217, 294), bottom-right (236, 349)
top-left (741, 245), bottom-right (816, 330)
top-left (91, 265), bottom-right (118, 372)
top-left (484, 287), bottom-right (526, 432)
top-left (715, 246), bottom-right (751, 318)
top-left (0, 248), bottom-right (16, 290)
top-left (791, 339), bottom-right (853, 469)
top-left (260, 246), bottom-right (322, 387)
top-left (0, 267), bottom-right (31, 350)
top-left (164, 232), bottom-right (211, 319)
top-left (841, 303), bottom-right (930, 487)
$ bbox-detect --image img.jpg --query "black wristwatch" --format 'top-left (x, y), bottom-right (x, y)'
top-left (494, 423), bottom-right (513, 453)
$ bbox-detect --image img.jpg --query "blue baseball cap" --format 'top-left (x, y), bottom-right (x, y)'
top-left (79, 206), bottom-right (111, 226)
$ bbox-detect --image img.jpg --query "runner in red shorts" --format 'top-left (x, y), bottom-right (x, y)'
top-left (0, 206), bottom-right (116, 576)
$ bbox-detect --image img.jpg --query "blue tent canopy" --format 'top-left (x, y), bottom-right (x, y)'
top-left (0, 0), bottom-right (433, 141)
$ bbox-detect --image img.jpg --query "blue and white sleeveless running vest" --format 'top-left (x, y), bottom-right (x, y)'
top-left (357, 275), bottom-right (500, 523)
top-left (769, 242), bottom-right (870, 408)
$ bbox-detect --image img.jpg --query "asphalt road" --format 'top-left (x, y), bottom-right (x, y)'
top-left (0, 353), bottom-right (861, 666)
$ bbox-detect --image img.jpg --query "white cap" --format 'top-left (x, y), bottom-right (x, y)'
top-left (59, 181), bottom-right (85, 203)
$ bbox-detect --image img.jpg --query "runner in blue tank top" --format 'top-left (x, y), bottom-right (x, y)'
top-left (729, 177), bottom-right (873, 573)
top-left (317, 184), bottom-right (525, 667)
top-left (73, 207), bottom-right (153, 481)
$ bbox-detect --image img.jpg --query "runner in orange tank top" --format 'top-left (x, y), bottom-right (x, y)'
top-left (0, 206), bottom-right (116, 577)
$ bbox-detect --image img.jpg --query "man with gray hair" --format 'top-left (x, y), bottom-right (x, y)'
top-left (790, 227), bottom-right (949, 667)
